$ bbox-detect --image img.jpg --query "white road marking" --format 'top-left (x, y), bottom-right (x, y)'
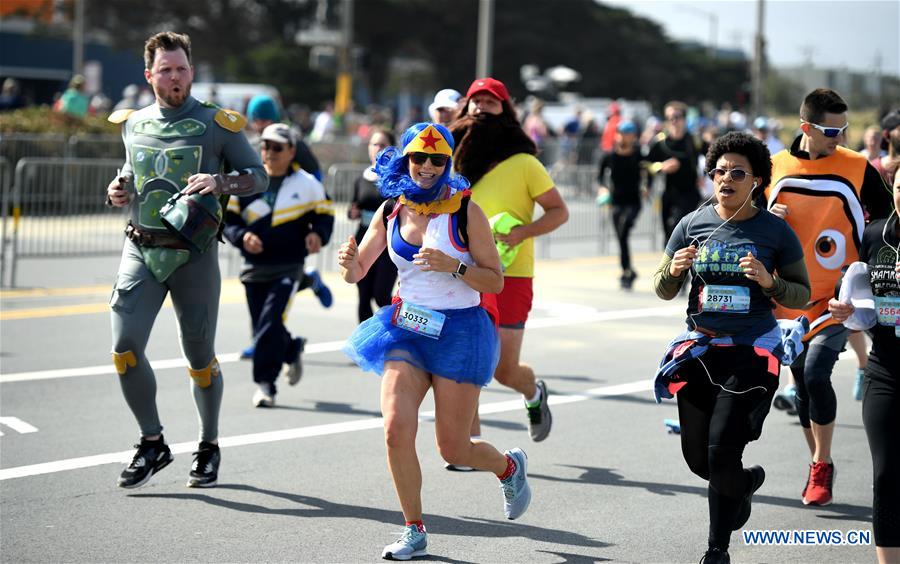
top-left (0, 416), bottom-right (39, 436)
top-left (0, 304), bottom-right (681, 384)
top-left (0, 379), bottom-right (653, 481)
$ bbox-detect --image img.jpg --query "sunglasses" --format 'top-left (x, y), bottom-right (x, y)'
top-left (708, 168), bottom-right (753, 182)
top-left (408, 152), bottom-right (449, 167)
top-left (803, 122), bottom-right (848, 138)
top-left (262, 142), bottom-right (287, 153)
top-left (666, 114), bottom-right (685, 122)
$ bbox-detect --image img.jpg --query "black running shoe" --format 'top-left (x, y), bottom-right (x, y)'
top-left (526, 380), bottom-right (552, 442)
top-left (187, 441), bottom-right (220, 488)
top-left (117, 436), bottom-right (174, 489)
top-left (733, 465), bottom-right (765, 530)
top-left (699, 547), bottom-right (730, 564)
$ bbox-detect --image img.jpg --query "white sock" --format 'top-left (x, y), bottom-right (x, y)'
top-left (525, 387), bottom-right (541, 406)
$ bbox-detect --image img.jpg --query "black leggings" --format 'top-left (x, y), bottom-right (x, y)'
top-left (790, 325), bottom-right (846, 427)
top-left (676, 346), bottom-right (778, 550)
top-left (356, 249), bottom-right (397, 323)
top-left (611, 204), bottom-right (640, 272)
top-left (863, 360), bottom-right (900, 547)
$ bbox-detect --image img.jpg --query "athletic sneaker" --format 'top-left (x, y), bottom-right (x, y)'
top-left (444, 462), bottom-right (475, 472)
top-left (699, 547), bottom-right (731, 563)
top-left (802, 461), bottom-right (835, 506)
top-left (620, 270), bottom-right (637, 290)
top-left (500, 448), bottom-right (531, 520)
top-left (187, 442), bottom-right (220, 488)
top-left (285, 337), bottom-right (306, 386)
top-left (852, 369), bottom-right (864, 401)
top-left (772, 384), bottom-right (797, 415)
top-left (526, 380), bottom-right (552, 442)
top-left (381, 524), bottom-right (427, 561)
top-left (239, 342), bottom-right (255, 360)
top-left (117, 436), bottom-right (174, 489)
top-left (307, 270), bottom-right (333, 308)
top-left (252, 386), bottom-right (275, 408)
top-left (733, 465), bottom-right (765, 530)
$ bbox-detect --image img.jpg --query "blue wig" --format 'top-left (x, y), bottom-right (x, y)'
top-left (374, 122), bottom-right (469, 203)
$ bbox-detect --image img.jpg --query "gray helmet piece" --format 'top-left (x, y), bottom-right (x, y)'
top-left (159, 192), bottom-right (223, 253)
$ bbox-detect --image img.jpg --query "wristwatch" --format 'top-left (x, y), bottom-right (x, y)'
top-left (453, 261), bottom-right (468, 279)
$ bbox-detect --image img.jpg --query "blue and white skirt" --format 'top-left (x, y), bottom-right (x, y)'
top-left (343, 303), bottom-right (499, 386)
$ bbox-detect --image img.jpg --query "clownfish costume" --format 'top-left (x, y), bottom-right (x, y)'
top-left (766, 145), bottom-right (869, 339)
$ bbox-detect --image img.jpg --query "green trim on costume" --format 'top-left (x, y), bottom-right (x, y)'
top-left (133, 118), bottom-right (207, 138)
top-left (141, 247), bottom-right (191, 283)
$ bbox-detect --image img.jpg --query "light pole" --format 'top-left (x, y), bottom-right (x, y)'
top-left (72, 0), bottom-right (84, 75)
top-left (751, 0), bottom-right (766, 118)
top-left (476, 0), bottom-right (494, 77)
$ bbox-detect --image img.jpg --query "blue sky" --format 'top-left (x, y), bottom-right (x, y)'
top-left (599, 0), bottom-right (899, 76)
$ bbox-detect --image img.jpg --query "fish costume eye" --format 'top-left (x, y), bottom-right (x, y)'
top-left (814, 229), bottom-right (846, 270)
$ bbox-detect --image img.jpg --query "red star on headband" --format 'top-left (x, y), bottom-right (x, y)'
top-left (420, 130), bottom-right (441, 150)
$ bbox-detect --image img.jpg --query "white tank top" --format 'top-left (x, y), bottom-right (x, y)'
top-left (386, 210), bottom-right (480, 310)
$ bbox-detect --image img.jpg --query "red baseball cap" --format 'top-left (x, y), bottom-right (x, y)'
top-left (465, 77), bottom-right (510, 102)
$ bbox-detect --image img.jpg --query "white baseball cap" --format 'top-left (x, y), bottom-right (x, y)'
top-left (260, 123), bottom-right (294, 146)
top-left (428, 88), bottom-right (462, 115)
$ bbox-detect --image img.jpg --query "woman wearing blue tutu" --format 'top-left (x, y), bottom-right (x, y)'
top-left (338, 122), bottom-right (532, 560)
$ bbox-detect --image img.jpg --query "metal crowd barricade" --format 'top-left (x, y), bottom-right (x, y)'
top-left (0, 156), bottom-right (11, 285)
top-left (0, 133), bottom-right (69, 167)
top-left (3, 158), bottom-right (126, 287)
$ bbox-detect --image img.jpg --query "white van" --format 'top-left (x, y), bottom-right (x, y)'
top-left (190, 83), bottom-right (281, 114)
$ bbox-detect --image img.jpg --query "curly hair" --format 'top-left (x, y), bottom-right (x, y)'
top-left (704, 131), bottom-right (772, 198)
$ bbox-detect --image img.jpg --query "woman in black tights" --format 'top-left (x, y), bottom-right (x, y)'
top-left (653, 132), bottom-right (811, 563)
top-left (349, 128), bottom-right (399, 322)
top-left (828, 170), bottom-right (900, 564)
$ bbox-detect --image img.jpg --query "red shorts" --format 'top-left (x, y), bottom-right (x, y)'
top-left (496, 277), bottom-right (533, 329)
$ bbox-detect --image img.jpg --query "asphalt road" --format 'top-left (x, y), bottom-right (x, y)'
top-left (0, 253), bottom-right (877, 563)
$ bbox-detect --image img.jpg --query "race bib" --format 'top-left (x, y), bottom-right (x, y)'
top-left (392, 302), bottom-right (445, 339)
top-left (875, 296), bottom-right (900, 327)
top-left (700, 285), bottom-right (750, 313)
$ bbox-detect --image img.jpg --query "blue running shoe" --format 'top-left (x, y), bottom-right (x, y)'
top-left (852, 369), bottom-right (864, 401)
top-left (500, 448), bottom-right (531, 520)
top-left (382, 524), bottom-right (427, 561)
top-left (307, 270), bottom-right (333, 308)
top-left (773, 384), bottom-right (797, 413)
top-left (240, 342), bottom-right (255, 360)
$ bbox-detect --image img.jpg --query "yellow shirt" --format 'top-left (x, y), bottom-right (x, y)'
top-left (470, 153), bottom-right (555, 277)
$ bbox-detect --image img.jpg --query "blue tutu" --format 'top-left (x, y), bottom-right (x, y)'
top-left (343, 303), bottom-right (499, 386)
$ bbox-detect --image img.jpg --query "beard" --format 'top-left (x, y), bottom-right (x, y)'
top-left (154, 82), bottom-right (191, 108)
top-left (450, 112), bottom-right (536, 185)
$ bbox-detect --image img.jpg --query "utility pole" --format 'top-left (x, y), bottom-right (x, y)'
top-left (476, 0), bottom-right (494, 77)
top-left (72, 0), bottom-right (84, 76)
top-left (335, 0), bottom-right (354, 115)
top-left (751, 0), bottom-right (765, 118)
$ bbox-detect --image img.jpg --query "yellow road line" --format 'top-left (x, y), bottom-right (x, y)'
top-left (1, 303), bottom-right (111, 320)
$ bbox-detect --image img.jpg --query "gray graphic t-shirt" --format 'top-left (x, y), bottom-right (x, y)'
top-left (666, 205), bottom-right (804, 335)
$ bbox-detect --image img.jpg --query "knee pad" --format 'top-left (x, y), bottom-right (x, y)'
top-left (189, 358), bottom-right (221, 389)
top-left (111, 350), bottom-right (137, 375)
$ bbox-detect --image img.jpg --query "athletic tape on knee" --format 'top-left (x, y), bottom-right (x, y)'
top-left (188, 358), bottom-right (221, 388)
top-left (111, 351), bottom-right (137, 375)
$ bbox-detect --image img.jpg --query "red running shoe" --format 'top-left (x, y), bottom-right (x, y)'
top-left (802, 461), bottom-right (835, 506)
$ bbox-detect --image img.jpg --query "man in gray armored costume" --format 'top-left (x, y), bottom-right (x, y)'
top-left (105, 31), bottom-right (268, 489)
